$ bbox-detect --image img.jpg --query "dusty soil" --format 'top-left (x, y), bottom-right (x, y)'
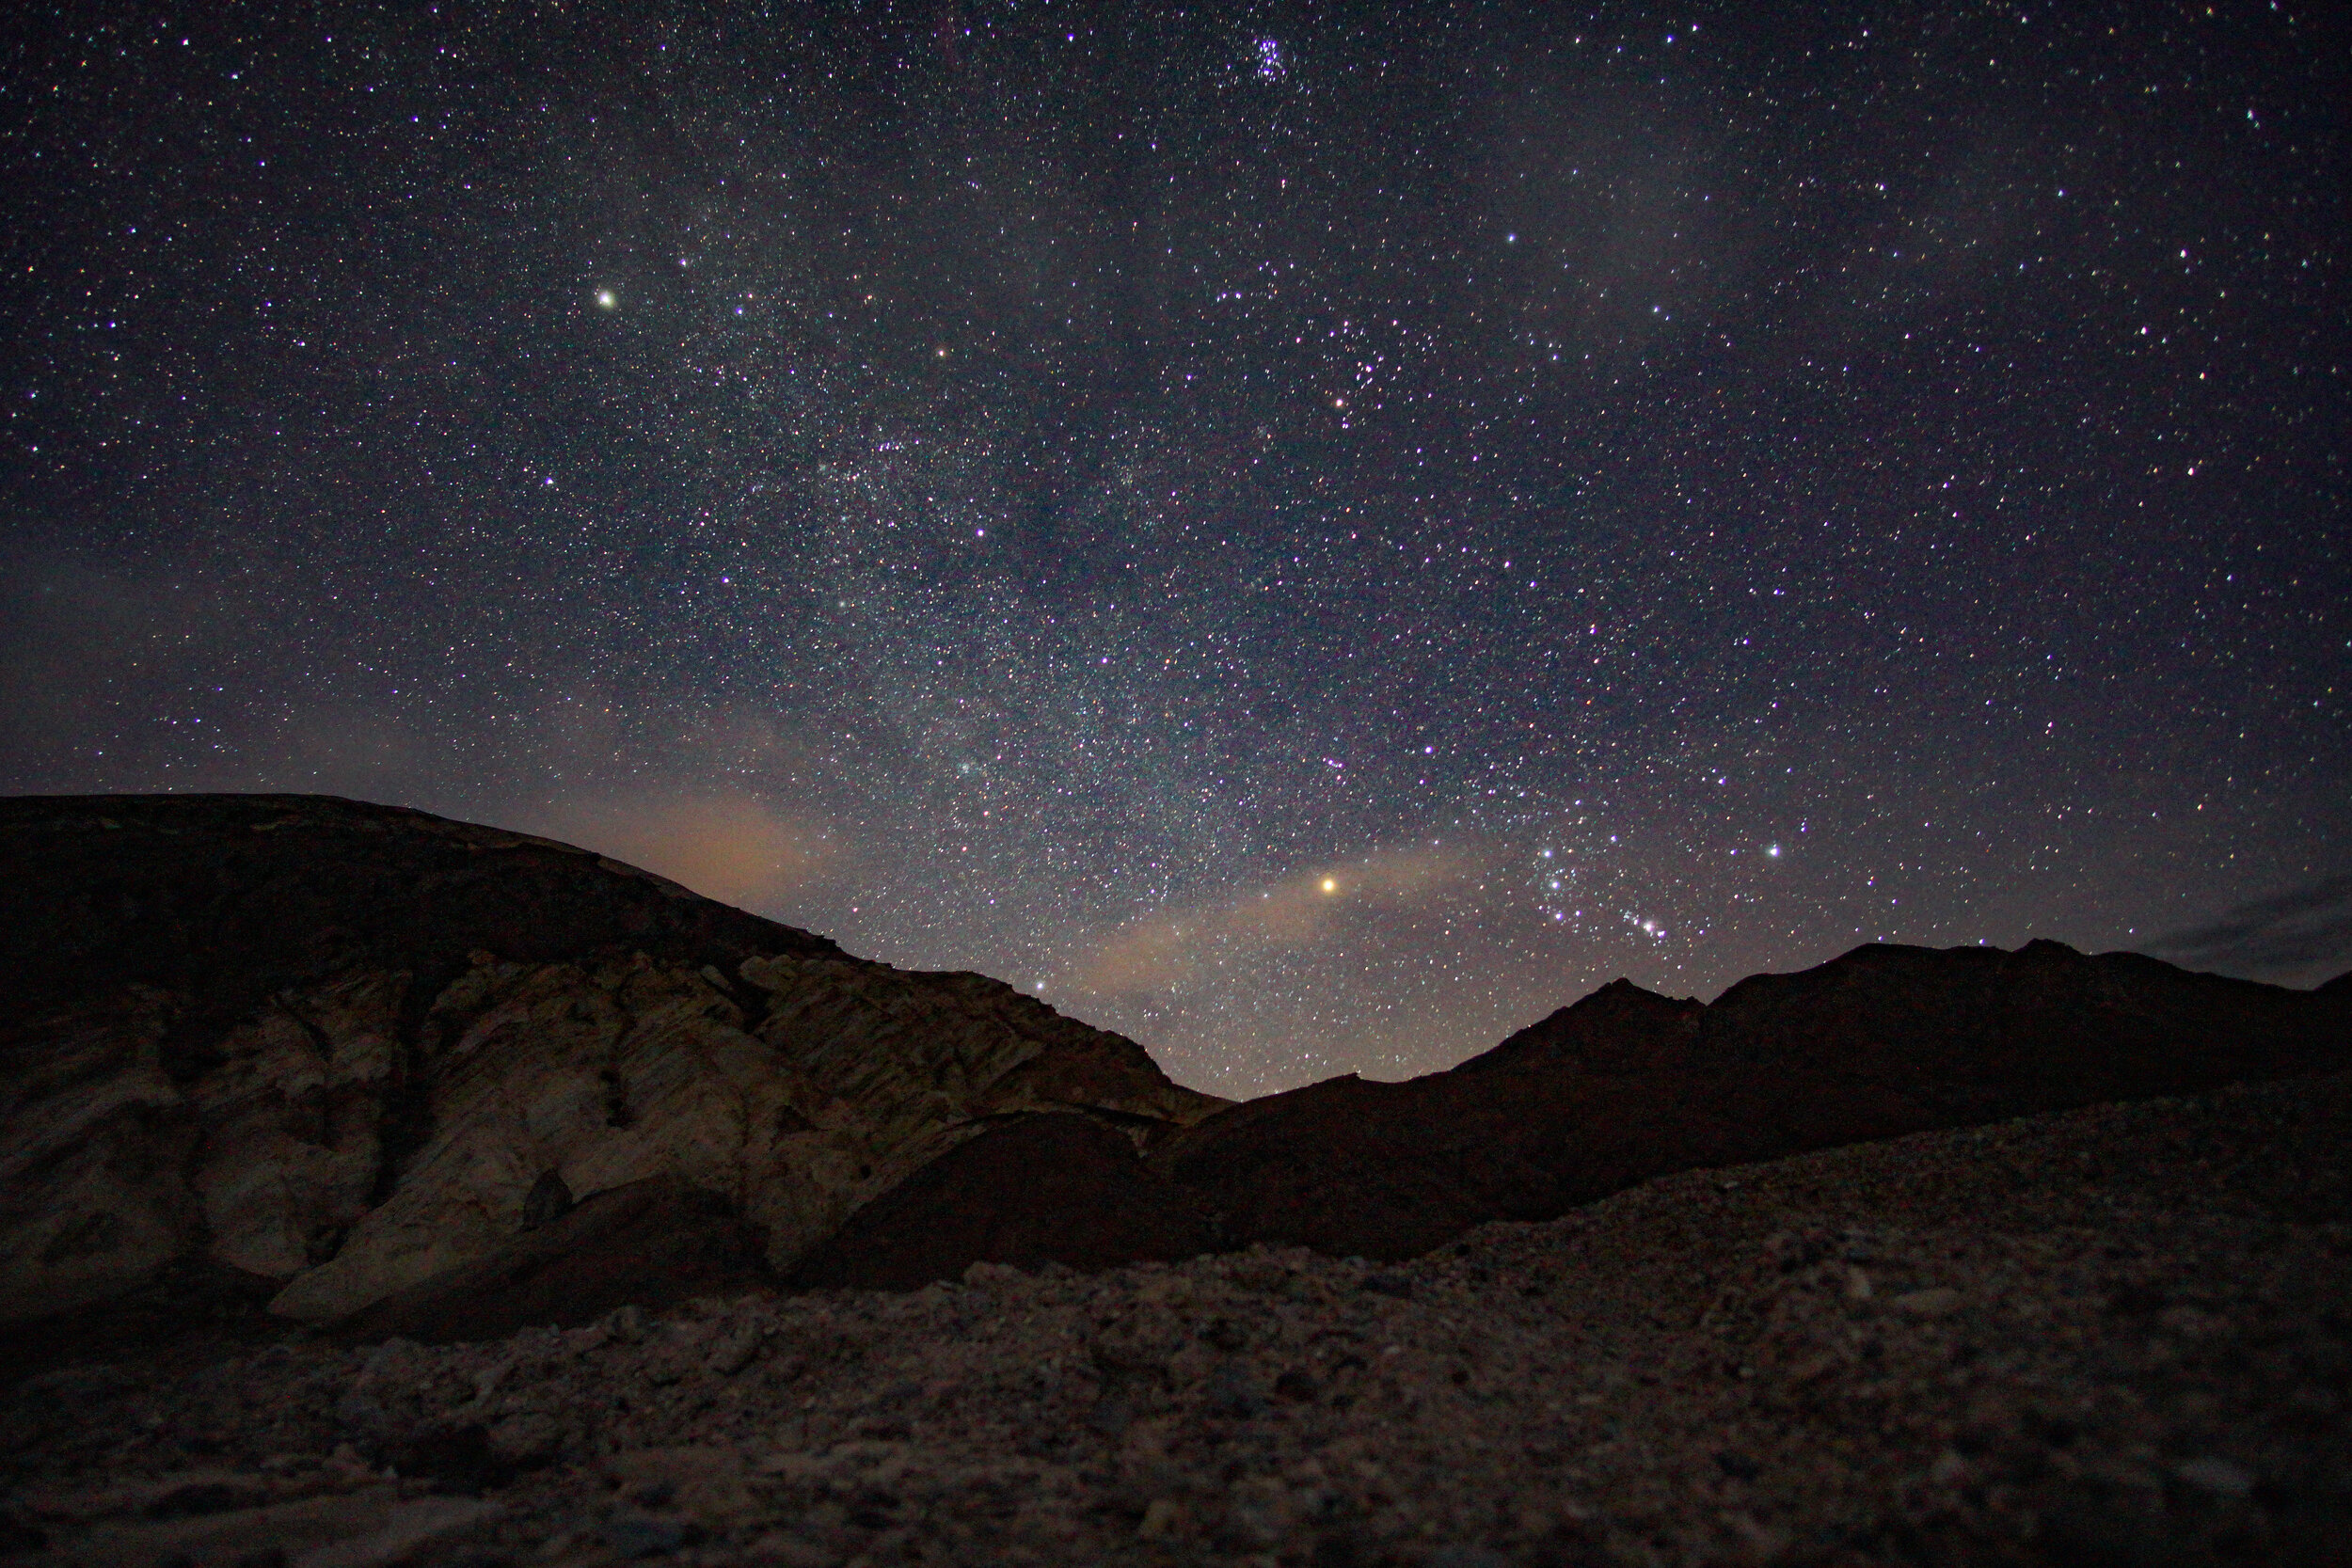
top-left (5, 1072), bottom-right (2346, 1568)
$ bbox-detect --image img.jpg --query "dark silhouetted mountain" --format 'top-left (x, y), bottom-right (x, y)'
top-left (1152, 938), bottom-right (2352, 1259)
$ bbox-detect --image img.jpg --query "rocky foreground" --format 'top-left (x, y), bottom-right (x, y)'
top-left (4, 1071), bottom-right (2347, 1567)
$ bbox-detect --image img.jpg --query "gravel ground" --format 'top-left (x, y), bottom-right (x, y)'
top-left (5, 1073), bottom-right (2346, 1568)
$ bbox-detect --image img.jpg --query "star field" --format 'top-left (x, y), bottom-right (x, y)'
top-left (3, 2), bottom-right (2346, 1096)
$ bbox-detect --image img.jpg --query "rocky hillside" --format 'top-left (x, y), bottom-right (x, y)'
top-left (0, 795), bottom-right (1225, 1341)
top-left (3, 794), bottom-right (2346, 1354)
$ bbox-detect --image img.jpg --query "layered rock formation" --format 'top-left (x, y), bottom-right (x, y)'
top-left (0, 795), bottom-right (1225, 1337)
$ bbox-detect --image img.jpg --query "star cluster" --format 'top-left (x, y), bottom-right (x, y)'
top-left (3, 3), bottom-right (2345, 1095)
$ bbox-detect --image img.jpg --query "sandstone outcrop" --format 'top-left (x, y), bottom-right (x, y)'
top-left (0, 795), bottom-right (1226, 1337)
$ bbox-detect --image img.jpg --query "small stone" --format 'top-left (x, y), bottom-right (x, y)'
top-left (488, 1413), bottom-right (562, 1468)
top-left (1137, 1497), bottom-right (1186, 1539)
top-left (707, 1318), bottom-right (769, 1375)
top-left (1217, 1477), bottom-right (1289, 1549)
top-left (603, 1512), bottom-right (697, 1559)
top-left (1930, 1449), bottom-right (1972, 1485)
top-left (605, 1304), bottom-right (648, 1343)
top-left (962, 1260), bottom-right (1024, 1286)
top-left (1889, 1287), bottom-right (1962, 1317)
top-left (1273, 1368), bottom-right (1320, 1403)
top-left (1204, 1361), bottom-right (1267, 1418)
top-left (360, 1338), bottom-right (420, 1378)
top-left (519, 1169), bottom-right (574, 1231)
top-left (2175, 1457), bottom-right (2254, 1497)
top-left (2159, 1304), bottom-right (2217, 1338)
top-left (333, 1392), bottom-right (389, 1436)
top-left (1200, 1315), bottom-right (1249, 1351)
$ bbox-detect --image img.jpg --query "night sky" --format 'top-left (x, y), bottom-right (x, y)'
top-left (4, 3), bottom-right (2347, 1097)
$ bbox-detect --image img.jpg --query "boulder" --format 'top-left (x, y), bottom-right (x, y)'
top-left (333, 1174), bottom-right (771, 1344)
top-left (791, 1113), bottom-right (1218, 1291)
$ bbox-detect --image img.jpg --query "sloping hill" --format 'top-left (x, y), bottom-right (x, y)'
top-left (0, 794), bottom-right (1225, 1338)
top-left (1145, 938), bottom-right (2352, 1261)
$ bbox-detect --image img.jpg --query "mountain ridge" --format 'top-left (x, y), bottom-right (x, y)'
top-left (3, 793), bottom-right (2346, 1351)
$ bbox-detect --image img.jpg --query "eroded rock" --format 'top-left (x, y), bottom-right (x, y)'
top-left (0, 795), bottom-right (1226, 1337)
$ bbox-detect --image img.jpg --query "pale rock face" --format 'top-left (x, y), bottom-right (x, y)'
top-left (0, 942), bottom-right (1232, 1328)
top-left (258, 950), bottom-right (1225, 1324)
top-left (0, 799), bottom-right (1226, 1331)
top-left (0, 986), bottom-right (198, 1316)
top-left (190, 971), bottom-right (407, 1280)
top-left (4, 799), bottom-right (1232, 1335)
top-left (741, 956), bottom-right (1217, 1131)
top-left (271, 955), bottom-right (745, 1322)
